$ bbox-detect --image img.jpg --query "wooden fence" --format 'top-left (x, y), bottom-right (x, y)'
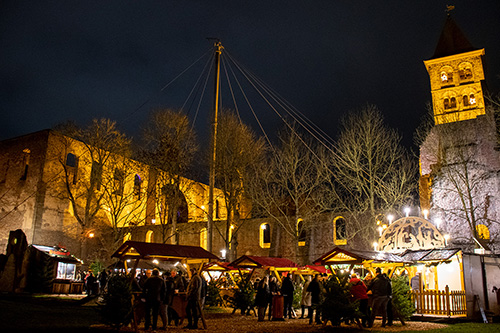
top-left (411, 285), bottom-right (466, 316)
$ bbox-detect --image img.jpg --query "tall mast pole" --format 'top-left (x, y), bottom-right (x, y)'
top-left (208, 40), bottom-right (223, 253)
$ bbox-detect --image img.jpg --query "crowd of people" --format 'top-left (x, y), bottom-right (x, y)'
top-left (134, 268), bottom-right (207, 331)
top-left (95, 266), bottom-right (398, 330)
top-left (252, 267), bottom-right (394, 328)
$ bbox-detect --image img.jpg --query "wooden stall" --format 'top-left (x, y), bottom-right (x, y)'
top-left (111, 241), bottom-right (219, 331)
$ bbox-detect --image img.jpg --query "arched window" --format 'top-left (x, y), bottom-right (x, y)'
top-left (463, 95), bottom-right (469, 107)
top-left (228, 225), bottom-right (235, 249)
top-left (65, 153), bottom-right (78, 184)
top-left (200, 228), bottom-right (207, 250)
top-left (333, 216), bottom-right (347, 245)
top-left (450, 97), bottom-right (457, 108)
top-left (444, 98), bottom-right (450, 110)
top-left (215, 200), bottom-right (220, 219)
top-left (476, 224), bottom-right (490, 240)
top-left (440, 67), bottom-right (453, 84)
top-left (297, 219), bottom-right (306, 247)
top-left (459, 62), bottom-right (473, 81)
top-left (123, 232), bottom-right (132, 243)
top-left (20, 148), bottom-right (30, 181)
top-left (146, 230), bottom-right (154, 243)
top-left (469, 93), bottom-right (476, 105)
top-left (259, 223), bottom-right (271, 248)
top-left (440, 72), bottom-right (448, 82)
top-left (134, 174), bottom-right (142, 199)
top-left (113, 168), bottom-right (124, 196)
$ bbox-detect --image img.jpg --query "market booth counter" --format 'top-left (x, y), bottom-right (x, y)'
top-left (30, 245), bottom-right (84, 294)
top-left (228, 255), bottom-right (301, 319)
top-left (111, 241), bottom-right (219, 331)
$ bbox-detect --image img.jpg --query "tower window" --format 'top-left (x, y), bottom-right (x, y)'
top-left (65, 153), bottom-right (78, 184)
top-left (440, 71), bottom-right (453, 84)
top-left (113, 168), bottom-right (124, 196)
top-left (146, 230), bottom-right (154, 243)
top-left (297, 219), bottom-right (306, 247)
top-left (450, 97), bottom-right (457, 108)
top-left (200, 227), bottom-right (207, 250)
top-left (20, 148), bottom-right (30, 181)
top-left (334, 216), bottom-right (347, 245)
top-left (444, 98), bottom-right (450, 110)
top-left (463, 95), bottom-right (470, 107)
top-left (470, 94), bottom-right (476, 105)
top-left (134, 174), bottom-right (142, 199)
top-left (259, 223), bottom-right (271, 248)
top-left (458, 62), bottom-right (473, 81)
top-left (123, 232), bottom-right (132, 243)
top-left (215, 200), bottom-right (220, 219)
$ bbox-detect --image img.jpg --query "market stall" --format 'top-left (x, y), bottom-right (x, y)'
top-left (313, 247), bottom-right (409, 278)
top-left (111, 241), bottom-right (219, 331)
top-left (30, 244), bottom-right (84, 294)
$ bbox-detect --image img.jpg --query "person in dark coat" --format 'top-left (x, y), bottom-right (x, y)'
top-left (143, 268), bottom-right (166, 331)
top-left (366, 267), bottom-right (391, 328)
top-left (160, 271), bottom-right (175, 329)
top-left (185, 268), bottom-right (202, 329)
top-left (85, 271), bottom-right (96, 296)
top-left (255, 277), bottom-right (270, 321)
top-left (281, 272), bottom-right (295, 319)
top-left (306, 274), bottom-right (322, 324)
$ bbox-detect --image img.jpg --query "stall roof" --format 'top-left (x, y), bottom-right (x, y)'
top-left (229, 255), bottom-right (300, 269)
top-left (202, 261), bottom-right (237, 271)
top-left (111, 241), bottom-right (219, 261)
top-left (314, 247), bottom-right (410, 265)
top-left (302, 265), bottom-right (332, 274)
top-left (32, 245), bottom-right (83, 264)
top-left (400, 248), bottom-right (461, 262)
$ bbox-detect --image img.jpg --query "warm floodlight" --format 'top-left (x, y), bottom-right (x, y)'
top-left (151, 219), bottom-right (156, 224)
top-left (444, 234), bottom-right (450, 246)
top-left (435, 218), bottom-right (442, 229)
top-left (373, 242), bottom-right (378, 251)
top-left (404, 207), bottom-right (411, 217)
top-left (387, 214), bottom-right (394, 224)
top-left (423, 209), bottom-right (429, 219)
top-left (378, 226), bottom-right (383, 237)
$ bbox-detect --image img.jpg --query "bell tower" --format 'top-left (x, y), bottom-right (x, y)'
top-left (423, 14), bottom-right (486, 125)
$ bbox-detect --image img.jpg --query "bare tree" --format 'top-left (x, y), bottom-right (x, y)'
top-left (420, 104), bottom-right (500, 250)
top-left (249, 124), bottom-right (332, 264)
top-left (140, 109), bottom-right (198, 244)
top-left (331, 105), bottom-right (417, 249)
top-left (99, 154), bottom-right (148, 255)
top-left (54, 119), bottom-right (132, 260)
top-left (213, 111), bottom-right (266, 261)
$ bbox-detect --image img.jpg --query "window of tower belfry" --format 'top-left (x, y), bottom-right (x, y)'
top-left (450, 97), bottom-right (457, 108)
top-left (470, 93), bottom-right (476, 105)
top-left (444, 98), bottom-right (450, 109)
top-left (459, 63), bottom-right (473, 81)
top-left (440, 67), bottom-right (453, 84)
top-left (463, 95), bottom-right (470, 107)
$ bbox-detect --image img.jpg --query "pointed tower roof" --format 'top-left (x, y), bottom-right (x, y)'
top-left (431, 15), bottom-right (476, 59)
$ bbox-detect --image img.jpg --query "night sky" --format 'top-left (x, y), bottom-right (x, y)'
top-left (1, 1), bottom-right (500, 150)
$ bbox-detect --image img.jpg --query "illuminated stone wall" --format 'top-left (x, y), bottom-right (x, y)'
top-left (0, 130), bottom-right (234, 262)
